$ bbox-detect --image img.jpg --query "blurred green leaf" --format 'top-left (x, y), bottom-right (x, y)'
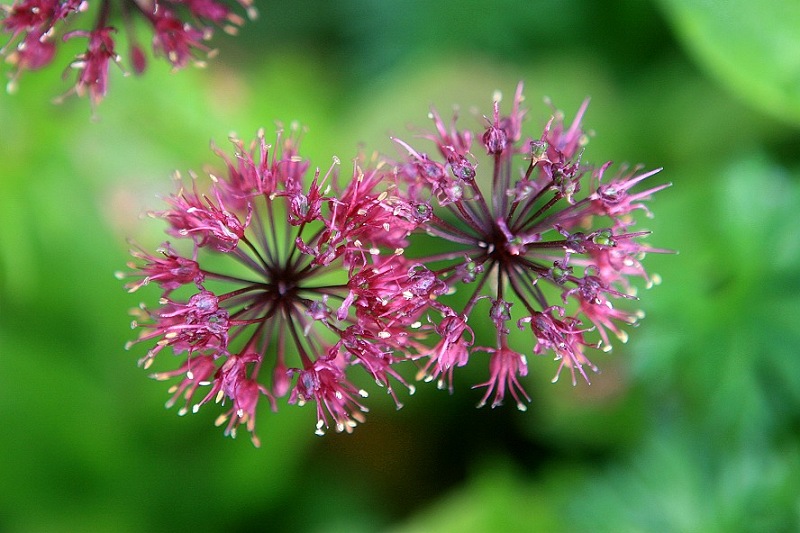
top-left (390, 460), bottom-right (573, 533)
top-left (632, 154), bottom-right (800, 441)
top-left (660, 0), bottom-right (800, 125)
top-left (569, 427), bottom-right (800, 532)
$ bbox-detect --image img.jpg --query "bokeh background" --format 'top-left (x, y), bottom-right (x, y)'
top-left (2, 1), bottom-right (799, 531)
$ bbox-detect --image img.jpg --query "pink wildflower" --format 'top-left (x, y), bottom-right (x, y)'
top-left (117, 242), bottom-right (202, 295)
top-left (122, 126), bottom-right (425, 443)
top-left (395, 83), bottom-right (668, 408)
top-left (60, 27), bottom-right (119, 107)
top-left (1, 0), bottom-right (256, 104)
top-left (289, 356), bottom-right (369, 436)
top-left (473, 341), bottom-right (530, 410)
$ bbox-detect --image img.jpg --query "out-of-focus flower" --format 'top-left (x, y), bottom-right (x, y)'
top-left (394, 83), bottom-right (669, 410)
top-left (1, 0), bottom-right (256, 106)
top-left (119, 126), bottom-right (425, 445)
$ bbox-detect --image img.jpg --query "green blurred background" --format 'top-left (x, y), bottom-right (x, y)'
top-left (1, 1), bottom-right (799, 531)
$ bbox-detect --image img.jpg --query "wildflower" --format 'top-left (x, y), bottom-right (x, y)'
top-left (120, 126), bottom-right (424, 444)
top-left (395, 83), bottom-right (668, 409)
top-left (1, 0), bottom-right (256, 106)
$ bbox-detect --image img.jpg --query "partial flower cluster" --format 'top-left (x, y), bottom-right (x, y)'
top-left (119, 126), bottom-right (425, 446)
top-left (1, 0), bottom-right (256, 106)
top-left (394, 83), bottom-right (669, 410)
top-left (121, 86), bottom-right (668, 444)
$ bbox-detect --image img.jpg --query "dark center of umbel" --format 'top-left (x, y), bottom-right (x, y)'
top-left (484, 224), bottom-right (522, 265)
top-left (262, 264), bottom-right (304, 304)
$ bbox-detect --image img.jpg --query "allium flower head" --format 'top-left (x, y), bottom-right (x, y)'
top-left (1, 0), bottom-right (256, 106)
top-left (395, 83), bottom-right (669, 410)
top-left (119, 125), bottom-right (425, 444)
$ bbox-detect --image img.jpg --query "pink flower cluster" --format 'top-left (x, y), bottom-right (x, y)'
top-left (120, 86), bottom-right (668, 445)
top-left (394, 84), bottom-right (669, 410)
top-left (121, 126), bottom-right (424, 446)
top-left (1, 0), bottom-right (255, 105)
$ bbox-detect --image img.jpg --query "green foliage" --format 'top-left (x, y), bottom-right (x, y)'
top-left (660, 0), bottom-right (800, 126)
